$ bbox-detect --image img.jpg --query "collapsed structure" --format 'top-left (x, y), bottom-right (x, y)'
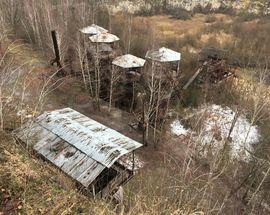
top-left (198, 47), bottom-right (235, 84)
top-left (184, 47), bottom-right (235, 89)
top-left (15, 108), bottom-right (143, 197)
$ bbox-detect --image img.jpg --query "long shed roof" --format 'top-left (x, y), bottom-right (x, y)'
top-left (16, 120), bottom-right (106, 187)
top-left (15, 108), bottom-right (143, 187)
top-left (112, 54), bottom-right (146, 69)
top-left (145, 47), bottom-right (181, 62)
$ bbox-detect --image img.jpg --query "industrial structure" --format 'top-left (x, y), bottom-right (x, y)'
top-left (145, 47), bottom-right (181, 80)
top-left (112, 54), bottom-right (146, 109)
top-left (49, 24), bottom-right (237, 151)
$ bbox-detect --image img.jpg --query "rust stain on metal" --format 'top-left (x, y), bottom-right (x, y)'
top-left (112, 54), bottom-right (146, 69)
top-left (146, 47), bottom-right (181, 62)
top-left (89, 32), bottom-right (120, 43)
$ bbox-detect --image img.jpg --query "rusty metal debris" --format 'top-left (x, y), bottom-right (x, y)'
top-left (198, 59), bottom-right (235, 84)
top-left (184, 47), bottom-right (235, 89)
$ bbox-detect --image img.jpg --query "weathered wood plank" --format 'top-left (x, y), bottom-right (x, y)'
top-left (61, 151), bottom-right (87, 173)
top-left (76, 161), bottom-right (105, 187)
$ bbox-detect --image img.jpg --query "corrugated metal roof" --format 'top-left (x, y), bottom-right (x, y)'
top-left (35, 108), bottom-right (142, 167)
top-left (80, 24), bottom-right (108, 35)
top-left (15, 108), bottom-right (143, 187)
top-left (145, 47), bottom-right (181, 62)
top-left (16, 122), bottom-right (106, 187)
top-left (89, 33), bottom-right (120, 43)
top-left (112, 54), bottom-right (146, 69)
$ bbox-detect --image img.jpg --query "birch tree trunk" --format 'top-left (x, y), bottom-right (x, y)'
top-left (94, 43), bottom-right (100, 110)
top-left (153, 78), bottom-right (161, 147)
top-left (77, 37), bottom-right (87, 90)
top-left (109, 65), bottom-right (114, 112)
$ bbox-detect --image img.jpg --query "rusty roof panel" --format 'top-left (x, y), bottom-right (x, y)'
top-left (66, 156), bottom-right (96, 183)
top-left (37, 137), bottom-right (105, 187)
top-left (89, 33), bottom-right (120, 43)
top-left (60, 150), bottom-right (86, 173)
top-left (15, 121), bottom-right (106, 187)
top-left (76, 161), bottom-right (105, 187)
top-left (35, 108), bottom-right (142, 168)
top-left (16, 122), bottom-right (56, 148)
top-left (146, 47), bottom-right (181, 62)
top-left (112, 54), bottom-right (146, 69)
top-left (80, 24), bottom-right (108, 35)
top-left (38, 140), bottom-right (70, 167)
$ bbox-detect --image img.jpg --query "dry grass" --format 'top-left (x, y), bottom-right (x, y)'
top-left (199, 31), bottom-right (234, 47)
top-left (132, 14), bottom-right (230, 40)
top-left (0, 131), bottom-right (114, 215)
top-left (0, 130), bottom-right (238, 214)
top-left (1, 1), bottom-right (270, 214)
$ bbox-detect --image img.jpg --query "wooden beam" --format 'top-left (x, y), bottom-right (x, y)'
top-left (183, 67), bottom-right (204, 90)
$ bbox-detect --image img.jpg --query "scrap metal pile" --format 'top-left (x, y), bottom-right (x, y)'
top-left (197, 47), bottom-right (236, 84)
top-left (183, 47), bottom-right (236, 90)
top-left (197, 58), bottom-right (235, 84)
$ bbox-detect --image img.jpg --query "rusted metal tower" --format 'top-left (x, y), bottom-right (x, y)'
top-left (111, 54), bottom-right (146, 109)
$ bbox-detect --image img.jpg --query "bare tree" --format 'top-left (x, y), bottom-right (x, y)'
top-left (109, 65), bottom-right (121, 112)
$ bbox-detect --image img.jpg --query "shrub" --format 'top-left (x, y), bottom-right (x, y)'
top-left (204, 15), bottom-right (217, 23)
top-left (215, 6), bottom-right (236, 15)
top-left (193, 3), bottom-right (212, 14)
top-left (135, 5), bottom-right (155, 16)
top-left (237, 11), bottom-right (259, 22)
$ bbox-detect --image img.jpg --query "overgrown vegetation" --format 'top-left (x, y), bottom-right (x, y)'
top-left (1, 0), bottom-right (270, 214)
